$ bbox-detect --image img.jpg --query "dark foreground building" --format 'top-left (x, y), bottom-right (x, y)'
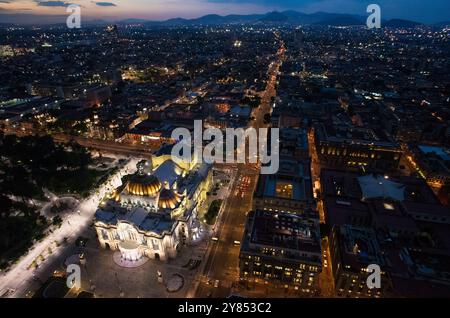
top-left (239, 210), bottom-right (322, 295)
top-left (330, 225), bottom-right (392, 298)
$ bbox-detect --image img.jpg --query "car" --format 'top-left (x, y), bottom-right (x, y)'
top-left (214, 280), bottom-right (220, 288)
top-left (79, 253), bottom-right (85, 260)
top-left (233, 240), bottom-right (241, 246)
top-left (53, 270), bottom-right (64, 277)
top-left (211, 237), bottom-right (219, 242)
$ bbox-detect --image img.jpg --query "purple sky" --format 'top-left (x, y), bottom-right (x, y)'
top-left (0, 0), bottom-right (449, 23)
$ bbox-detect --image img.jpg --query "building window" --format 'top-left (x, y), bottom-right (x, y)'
top-left (128, 230), bottom-right (137, 241)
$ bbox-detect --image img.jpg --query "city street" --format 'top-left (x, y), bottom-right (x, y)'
top-left (193, 166), bottom-right (259, 298)
top-left (193, 35), bottom-right (284, 298)
top-left (319, 237), bottom-right (335, 297)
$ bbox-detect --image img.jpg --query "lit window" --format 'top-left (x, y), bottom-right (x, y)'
top-left (276, 182), bottom-right (294, 199)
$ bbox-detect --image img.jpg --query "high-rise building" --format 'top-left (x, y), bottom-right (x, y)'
top-left (239, 210), bottom-right (322, 294)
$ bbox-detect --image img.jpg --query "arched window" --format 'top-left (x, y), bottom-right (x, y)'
top-left (128, 230), bottom-right (137, 241)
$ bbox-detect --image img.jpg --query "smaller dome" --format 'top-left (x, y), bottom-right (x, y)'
top-left (158, 188), bottom-right (183, 209)
top-left (111, 190), bottom-right (121, 202)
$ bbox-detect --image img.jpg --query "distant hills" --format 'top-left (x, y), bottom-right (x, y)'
top-left (434, 21), bottom-right (450, 27)
top-left (139, 11), bottom-right (369, 27)
top-left (383, 19), bottom-right (422, 28)
top-left (0, 10), bottom-right (440, 28)
top-left (129, 11), bottom-right (427, 28)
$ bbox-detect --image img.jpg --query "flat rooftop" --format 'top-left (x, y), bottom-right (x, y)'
top-left (321, 169), bottom-right (449, 227)
top-left (419, 145), bottom-right (450, 161)
top-left (255, 159), bottom-right (313, 201)
top-left (95, 206), bottom-right (175, 235)
top-left (280, 127), bottom-right (309, 151)
top-left (335, 225), bottom-right (384, 270)
top-left (315, 123), bottom-right (400, 149)
top-left (242, 210), bottom-right (322, 257)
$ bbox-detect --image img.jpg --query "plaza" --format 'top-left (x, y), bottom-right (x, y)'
top-left (75, 223), bottom-right (210, 298)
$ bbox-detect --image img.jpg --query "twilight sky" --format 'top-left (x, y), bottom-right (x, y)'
top-left (0, 0), bottom-right (449, 24)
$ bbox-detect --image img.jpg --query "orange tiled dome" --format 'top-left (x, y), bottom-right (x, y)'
top-left (158, 188), bottom-right (183, 209)
top-left (111, 190), bottom-right (121, 201)
top-left (125, 174), bottom-right (162, 196)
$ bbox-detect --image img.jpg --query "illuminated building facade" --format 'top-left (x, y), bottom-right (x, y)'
top-left (314, 123), bottom-right (402, 172)
top-left (239, 210), bottom-right (322, 294)
top-left (330, 225), bottom-right (391, 298)
top-left (94, 155), bottom-right (212, 262)
top-left (407, 144), bottom-right (450, 189)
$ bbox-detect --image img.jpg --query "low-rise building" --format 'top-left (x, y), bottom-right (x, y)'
top-left (407, 144), bottom-right (450, 189)
top-left (253, 158), bottom-right (316, 216)
top-left (330, 225), bottom-right (391, 297)
top-left (314, 123), bottom-right (402, 172)
top-left (279, 128), bottom-right (309, 160)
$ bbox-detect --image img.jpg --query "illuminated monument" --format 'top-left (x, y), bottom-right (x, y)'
top-left (94, 153), bottom-right (212, 262)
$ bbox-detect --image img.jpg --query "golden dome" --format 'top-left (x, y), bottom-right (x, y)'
top-left (125, 174), bottom-right (162, 196)
top-left (158, 188), bottom-right (183, 209)
top-left (111, 190), bottom-right (121, 202)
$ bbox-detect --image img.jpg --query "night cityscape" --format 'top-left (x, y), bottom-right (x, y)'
top-left (0, 0), bottom-right (450, 306)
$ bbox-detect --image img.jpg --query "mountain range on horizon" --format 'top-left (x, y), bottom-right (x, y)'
top-left (0, 10), bottom-right (448, 28)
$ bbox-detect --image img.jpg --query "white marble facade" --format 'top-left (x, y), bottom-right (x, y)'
top-left (95, 156), bottom-right (212, 262)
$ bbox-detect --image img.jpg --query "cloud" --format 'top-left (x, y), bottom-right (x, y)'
top-left (95, 1), bottom-right (116, 6)
top-left (35, 1), bottom-right (69, 7)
